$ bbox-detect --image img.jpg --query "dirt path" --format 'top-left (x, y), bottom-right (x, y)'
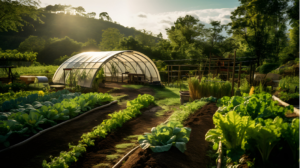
top-left (0, 83), bottom-right (154, 168)
top-left (70, 105), bottom-right (172, 168)
top-left (121, 103), bottom-right (218, 168)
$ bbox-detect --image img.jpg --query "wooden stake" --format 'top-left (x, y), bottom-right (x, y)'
top-left (227, 60), bottom-right (230, 81)
top-left (238, 62), bottom-right (242, 87)
top-left (209, 53), bottom-right (211, 74)
top-left (231, 50), bottom-right (236, 96)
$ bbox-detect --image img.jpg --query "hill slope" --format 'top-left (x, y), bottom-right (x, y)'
top-left (0, 13), bottom-right (140, 50)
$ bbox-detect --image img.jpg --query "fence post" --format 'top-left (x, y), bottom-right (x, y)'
top-left (168, 65), bottom-right (169, 86)
top-left (238, 62), bottom-right (242, 87)
top-left (227, 60), bottom-right (230, 81)
top-left (209, 53), bottom-right (211, 74)
top-left (231, 51), bottom-right (236, 96)
top-left (249, 63), bottom-right (252, 85)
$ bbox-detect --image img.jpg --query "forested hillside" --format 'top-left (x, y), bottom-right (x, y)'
top-left (0, 13), bottom-right (140, 50)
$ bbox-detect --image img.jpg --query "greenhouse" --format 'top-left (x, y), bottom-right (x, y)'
top-left (52, 50), bottom-right (161, 87)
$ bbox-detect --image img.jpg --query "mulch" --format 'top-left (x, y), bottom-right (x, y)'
top-left (120, 103), bottom-right (218, 168)
top-left (0, 83), bottom-right (154, 168)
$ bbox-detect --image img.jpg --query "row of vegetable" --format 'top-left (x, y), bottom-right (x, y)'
top-left (0, 90), bottom-right (113, 148)
top-left (0, 89), bottom-right (71, 112)
top-left (138, 100), bottom-right (208, 154)
top-left (0, 90), bottom-right (45, 105)
top-left (205, 92), bottom-right (299, 167)
top-left (42, 94), bottom-right (155, 168)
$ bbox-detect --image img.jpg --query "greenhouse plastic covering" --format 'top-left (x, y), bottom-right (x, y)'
top-left (52, 50), bottom-right (161, 88)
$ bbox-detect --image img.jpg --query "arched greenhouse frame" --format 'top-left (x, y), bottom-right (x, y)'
top-left (52, 50), bottom-right (161, 88)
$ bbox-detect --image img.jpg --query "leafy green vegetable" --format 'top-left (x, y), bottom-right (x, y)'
top-left (138, 121), bottom-right (191, 153)
top-left (246, 117), bottom-right (283, 164)
top-left (206, 111), bottom-right (255, 162)
top-left (281, 118), bottom-right (299, 162)
top-left (42, 94), bottom-right (155, 168)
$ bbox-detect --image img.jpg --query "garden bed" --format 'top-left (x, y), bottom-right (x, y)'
top-left (120, 103), bottom-right (218, 168)
top-left (69, 105), bottom-right (173, 168)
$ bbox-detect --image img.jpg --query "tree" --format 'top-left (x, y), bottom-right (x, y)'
top-left (18, 35), bottom-right (46, 52)
top-left (205, 20), bottom-right (227, 55)
top-left (166, 15), bottom-right (206, 59)
top-left (228, 0), bottom-right (289, 66)
top-left (0, 0), bottom-right (43, 32)
top-left (99, 12), bottom-right (112, 21)
top-left (135, 29), bottom-right (156, 47)
top-left (99, 28), bottom-right (124, 51)
top-left (73, 6), bottom-right (85, 16)
top-left (118, 36), bottom-right (141, 50)
top-left (81, 39), bottom-right (99, 51)
top-left (87, 12), bottom-right (96, 18)
top-left (37, 36), bottom-right (83, 64)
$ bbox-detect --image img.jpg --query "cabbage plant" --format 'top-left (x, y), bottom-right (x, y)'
top-left (138, 121), bottom-right (191, 153)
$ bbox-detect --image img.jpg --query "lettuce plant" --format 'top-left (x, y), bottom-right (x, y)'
top-left (281, 118), bottom-right (299, 162)
top-left (246, 117), bottom-right (283, 165)
top-left (138, 121), bottom-right (191, 153)
top-left (205, 111), bottom-right (255, 162)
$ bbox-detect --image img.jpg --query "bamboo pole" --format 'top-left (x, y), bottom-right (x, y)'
top-left (238, 62), bottom-right (242, 87)
top-left (231, 51), bottom-right (236, 96)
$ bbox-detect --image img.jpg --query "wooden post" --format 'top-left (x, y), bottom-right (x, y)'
top-left (209, 53), bottom-right (211, 74)
top-left (171, 65), bottom-right (173, 85)
top-left (64, 69), bottom-right (65, 85)
top-left (238, 62), bottom-right (242, 87)
top-left (249, 63), bottom-right (252, 85)
top-left (179, 65), bottom-right (181, 90)
top-left (227, 60), bottom-right (230, 81)
top-left (168, 65), bottom-right (169, 86)
top-left (231, 51), bottom-right (236, 96)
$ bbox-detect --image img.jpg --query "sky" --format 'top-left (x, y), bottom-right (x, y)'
top-left (40, 0), bottom-right (241, 38)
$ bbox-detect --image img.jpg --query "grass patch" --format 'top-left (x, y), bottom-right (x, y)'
top-left (115, 143), bottom-right (135, 149)
top-left (123, 135), bottom-right (140, 141)
top-left (0, 65), bottom-right (58, 78)
top-left (169, 101), bottom-right (207, 123)
top-left (92, 163), bottom-right (111, 168)
top-left (122, 84), bottom-right (144, 89)
top-left (116, 149), bottom-right (126, 153)
top-left (106, 154), bottom-right (120, 161)
top-left (112, 94), bottom-right (129, 101)
top-left (107, 87), bottom-right (121, 93)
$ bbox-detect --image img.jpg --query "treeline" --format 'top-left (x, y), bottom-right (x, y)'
top-left (0, 0), bottom-right (298, 68)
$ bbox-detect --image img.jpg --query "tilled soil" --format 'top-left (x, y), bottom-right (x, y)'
top-left (70, 105), bottom-right (172, 168)
top-left (121, 103), bottom-right (218, 168)
top-left (0, 83), bottom-right (154, 168)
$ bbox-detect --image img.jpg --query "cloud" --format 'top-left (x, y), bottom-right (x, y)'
top-left (118, 8), bottom-right (236, 39)
top-left (137, 14), bottom-right (147, 18)
top-left (159, 20), bottom-right (174, 25)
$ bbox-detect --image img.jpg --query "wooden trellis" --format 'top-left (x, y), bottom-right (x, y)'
top-left (161, 51), bottom-right (257, 96)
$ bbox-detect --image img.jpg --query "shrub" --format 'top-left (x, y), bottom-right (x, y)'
top-left (258, 63), bottom-right (280, 74)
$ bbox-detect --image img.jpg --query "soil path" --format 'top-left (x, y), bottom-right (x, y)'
top-left (70, 105), bottom-right (172, 168)
top-left (121, 103), bottom-right (218, 168)
top-left (0, 83), bottom-right (154, 168)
